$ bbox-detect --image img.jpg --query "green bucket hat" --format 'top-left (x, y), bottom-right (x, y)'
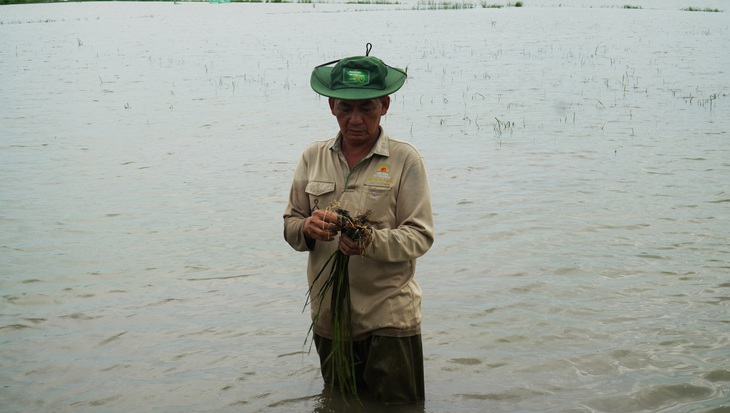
top-left (310, 43), bottom-right (407, 100)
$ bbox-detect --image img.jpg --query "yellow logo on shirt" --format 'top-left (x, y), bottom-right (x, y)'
top-left (368, 164), bottom-right (393, 186)
top-left (375, 165), bottom-right (391, 179)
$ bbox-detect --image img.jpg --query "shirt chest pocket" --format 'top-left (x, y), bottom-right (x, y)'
top-left (305, 181), bottom-right (336, 211)
top-left (362, 183), bottom-right (394, 227)
top-left (364, 182), bottom-right (393, 200)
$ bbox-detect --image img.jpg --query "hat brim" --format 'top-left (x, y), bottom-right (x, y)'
top-left (310, 65), bottom-right (407, 100)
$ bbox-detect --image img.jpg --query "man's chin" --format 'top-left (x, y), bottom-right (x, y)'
top-left (346, 131), bottom-right (369, 139)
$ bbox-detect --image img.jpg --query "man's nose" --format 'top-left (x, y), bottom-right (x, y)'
top-left (349, 109), bottom-right (364, 124)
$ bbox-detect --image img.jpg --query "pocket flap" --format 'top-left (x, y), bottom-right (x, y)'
top-left (305, 181), bottom-right (335, 196)
top-left (364, 182), bottom-right (393, 190)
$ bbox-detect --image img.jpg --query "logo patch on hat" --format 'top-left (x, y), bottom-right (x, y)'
top-left (343, 68), bottom-right (370, 85)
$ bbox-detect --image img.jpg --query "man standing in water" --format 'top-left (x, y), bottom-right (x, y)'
top-left (283, 45), bottom-right (434, 404)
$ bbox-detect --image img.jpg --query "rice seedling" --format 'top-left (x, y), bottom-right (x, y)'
top-left (493, 117), bottom-right (514, 134)
top-left (304, 203), bottom-right (374, 399)
top-left (493, 117), bottom-right (516, 144)
top-left (695, 91), bottom-right (725, 110)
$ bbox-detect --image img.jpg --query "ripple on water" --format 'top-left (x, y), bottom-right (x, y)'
top-left (586, 382), bottom-right (718, 413)
top-left (704, 370), bottom-right (730, 383)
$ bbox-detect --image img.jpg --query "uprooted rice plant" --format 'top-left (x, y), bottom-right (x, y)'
top-left (304, 203), bottom-right (374, 398)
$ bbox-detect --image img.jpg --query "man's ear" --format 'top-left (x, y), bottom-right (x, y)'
top-left (380, 96), bottom-right (391, 115)
top-left (328, 97), bottom-right (337, 114)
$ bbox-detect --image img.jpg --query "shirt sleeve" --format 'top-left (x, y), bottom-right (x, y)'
top-left (283, 151), bottom-right (314, 252)
top-left (366, 154), bottom-right (434, 262)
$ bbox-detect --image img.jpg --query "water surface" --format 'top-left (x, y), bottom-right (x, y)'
top-left (1, 1), bottom-right (728, 412)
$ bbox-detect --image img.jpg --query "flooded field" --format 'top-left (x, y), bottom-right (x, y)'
top-left (1, 1), bottom-right (728, 412)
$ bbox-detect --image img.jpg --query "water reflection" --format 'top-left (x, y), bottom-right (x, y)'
top-left (313, 386), bottom-right (425, 413)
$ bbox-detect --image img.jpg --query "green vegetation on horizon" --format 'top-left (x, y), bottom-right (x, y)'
top-left (482, 1), bottom-right (522, 7)
top-left (346, 0), bottom-right (399, 4)
top-left (417, 1), bottom-right (521, 9)
top-left (681, 6), bottom-right (721, 12)
top-left (0, 0), bottom-right (317, 4)
top-left (0, 0), bottom-right (721, 12)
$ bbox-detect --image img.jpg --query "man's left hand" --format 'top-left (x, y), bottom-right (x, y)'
top-left (338, 233), bottom-right (370, 256)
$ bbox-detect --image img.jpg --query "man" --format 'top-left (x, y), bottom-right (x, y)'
top-left (283, 45), bottom-right (434, 404)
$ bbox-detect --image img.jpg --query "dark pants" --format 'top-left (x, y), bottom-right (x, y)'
top-left (313, 333), bottom-right (425, 405)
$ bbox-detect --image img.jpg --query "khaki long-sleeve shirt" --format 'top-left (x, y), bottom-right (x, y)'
top-left (283, 128), bottom-right (434, 340)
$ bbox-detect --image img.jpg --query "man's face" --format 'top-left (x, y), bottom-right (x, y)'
top-left (329, 97), bottom-right (390, 145)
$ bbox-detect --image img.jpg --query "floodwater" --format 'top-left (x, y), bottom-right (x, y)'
top-left (1, 1), bottom-right (728, 412)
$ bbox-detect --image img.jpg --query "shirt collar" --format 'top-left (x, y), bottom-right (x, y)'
top-left (329, 127), bottom-right (390, 158)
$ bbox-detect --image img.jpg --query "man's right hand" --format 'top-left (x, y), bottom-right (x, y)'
top-left (303, 210), bottom-right (340, 242)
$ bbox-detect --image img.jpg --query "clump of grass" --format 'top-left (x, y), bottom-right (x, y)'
top-left (304, 204), bottom-right (374, 398)
top-left (481, 1), bottom-right (522, 7)
top-left (493, 117), bottom-right (515, 134)
top-left (417, 0), bottom-right (475, 9)
top-left (681, 7), bottom-right (721, 12)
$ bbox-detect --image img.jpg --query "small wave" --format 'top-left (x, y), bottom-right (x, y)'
top-left (187, 274), bottom-right (255, 281)
top-left (704, 369), bottom-right (730, 382)
top-left (0, 324), bottom-right (31, 331)
top-left (449, 357), bottom-right (482, 365)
